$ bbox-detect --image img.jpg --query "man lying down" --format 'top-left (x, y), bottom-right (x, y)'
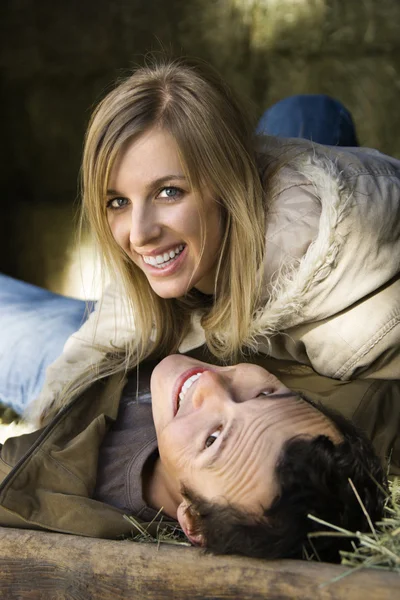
top-left (0, 353), bottom-right (397, 563)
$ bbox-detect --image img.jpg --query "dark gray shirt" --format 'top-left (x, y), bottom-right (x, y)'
top-left (94, 362), bottom-right (161, 521)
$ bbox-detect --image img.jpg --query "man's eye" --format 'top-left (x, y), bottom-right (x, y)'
top-left (157, 186), bottom-right (183, 200)
top-left (205, 429), bottom-right (221, 448)
top-left (256, 390), bottom-right (275, 398)
top-left (106, 197), bottom-right (129, 210)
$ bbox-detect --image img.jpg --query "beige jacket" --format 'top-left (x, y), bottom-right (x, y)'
top-left (29, 138), bottom-right (400, 424)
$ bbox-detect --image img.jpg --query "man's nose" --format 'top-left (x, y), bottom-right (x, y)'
top-left (129, 205), bottom-right (161, 248)
top-left (191, 370), bottom-right (231, 411)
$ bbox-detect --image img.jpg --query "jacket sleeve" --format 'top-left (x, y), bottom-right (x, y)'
top-left (257, 143), bottom-right (400, 381)
top-left (25, 283), bottom-right (136, 426)
top-left (283, 275), bottom-right (400, 382)
top-left (300, 155), bottom-right (400, 381)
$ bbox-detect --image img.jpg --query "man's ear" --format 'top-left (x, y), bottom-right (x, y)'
top-left (177, 501), bottom-right (205, 547)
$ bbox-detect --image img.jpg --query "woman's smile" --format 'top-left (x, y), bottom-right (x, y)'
top-left (106, 127), bottom-right (223, 298)
top-left (141, 243), bottom-right (185, 268)
top-left (139, 243), bottom-right (188, 278)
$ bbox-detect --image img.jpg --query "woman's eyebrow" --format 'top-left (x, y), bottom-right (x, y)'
top-left (106, 174), bottom-right (187, 197)
top-left (106, 188), bottom-right (123, 196)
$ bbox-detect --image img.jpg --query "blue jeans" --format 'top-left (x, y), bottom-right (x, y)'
top-left (1, 94), bottom-right (359, 413)
top-left (0, 274), bottom-right (89, 414)
top-left (256, 94), bottom-right (359, 146)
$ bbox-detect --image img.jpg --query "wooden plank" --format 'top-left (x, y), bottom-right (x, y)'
top-left (0, 527), bottom-right (398, 600)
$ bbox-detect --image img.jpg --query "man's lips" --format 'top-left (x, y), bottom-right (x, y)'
top-left (172, 367), bottom-right (208, 416)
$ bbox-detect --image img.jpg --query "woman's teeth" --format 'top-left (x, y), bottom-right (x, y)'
top-left (178, 372), bottom-right (202, 409)
top-left (143, 245), bottom-right (184, 268)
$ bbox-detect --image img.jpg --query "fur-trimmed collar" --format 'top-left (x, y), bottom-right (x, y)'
top-left (250, 152), bottom-right (354, 348)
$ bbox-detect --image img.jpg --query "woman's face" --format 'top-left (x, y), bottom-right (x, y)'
top-left (106, 127), bottom-right (223, 298)
top-left (151, 355), bottom-right (341, 513)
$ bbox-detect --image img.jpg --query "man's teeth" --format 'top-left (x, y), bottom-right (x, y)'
top-left (143, 245), bottom-right (184, 268)
top-left (178, 372), bottom-right (202, 409)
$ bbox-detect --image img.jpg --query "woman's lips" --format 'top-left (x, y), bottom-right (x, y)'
top-left (141, 244), bottom-right (187, 277)
top-left (172, 367), bottom-right (208, 416)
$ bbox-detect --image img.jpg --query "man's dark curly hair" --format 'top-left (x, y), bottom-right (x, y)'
top-left (182, 404), bottom-right (388, 563)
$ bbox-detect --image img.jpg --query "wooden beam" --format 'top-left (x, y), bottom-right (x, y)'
top-left (0, 528), bottom-right (398, 599)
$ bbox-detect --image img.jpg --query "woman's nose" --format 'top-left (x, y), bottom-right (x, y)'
top-left (129, 206), bottom-right (161, 248)
top-left (191, 370), bottom-right (231, 411)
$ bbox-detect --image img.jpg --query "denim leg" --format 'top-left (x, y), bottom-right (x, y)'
top-left (0, 274), bottom-right (91, 414)
top-left (256, 94), bottom-right (359, 146)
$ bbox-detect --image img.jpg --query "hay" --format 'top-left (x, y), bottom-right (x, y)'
top-left (123, 512), bottom-right (191, 548)
top-left (0, 404), bottom-right (20, 425)
top-left (0, 404), bottom-right (36, 445)
top-left (308, 477), bottom-right (400, 575)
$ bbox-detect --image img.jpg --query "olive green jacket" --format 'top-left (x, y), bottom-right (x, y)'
top-left (0, 360), bottom-right (399, 539)
top-left (0, 374), bottom-right (136, 538)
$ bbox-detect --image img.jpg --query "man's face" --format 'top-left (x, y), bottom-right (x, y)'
top-left (151, 355), bottom-right (340, 515)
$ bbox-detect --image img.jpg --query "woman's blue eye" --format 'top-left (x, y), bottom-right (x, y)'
top-left (158, 186), bottom-right (183, 200)
top-left (107, 197), bottom-right (129, 210)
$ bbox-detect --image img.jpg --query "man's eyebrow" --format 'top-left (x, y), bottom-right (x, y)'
top-left (267, 392), bottom-right (300, 400)
top-left (106, 174), bottom-right (187, 196)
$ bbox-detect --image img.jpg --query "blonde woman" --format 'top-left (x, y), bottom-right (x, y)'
top-left (20, 57), bottom-right (400, 425)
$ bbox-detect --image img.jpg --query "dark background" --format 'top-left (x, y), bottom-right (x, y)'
top-left (1, 0), bottom-right (400, 295)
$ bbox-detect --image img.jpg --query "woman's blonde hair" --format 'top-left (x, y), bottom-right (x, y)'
top-left (82, 56), bottom-right (266, 375)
